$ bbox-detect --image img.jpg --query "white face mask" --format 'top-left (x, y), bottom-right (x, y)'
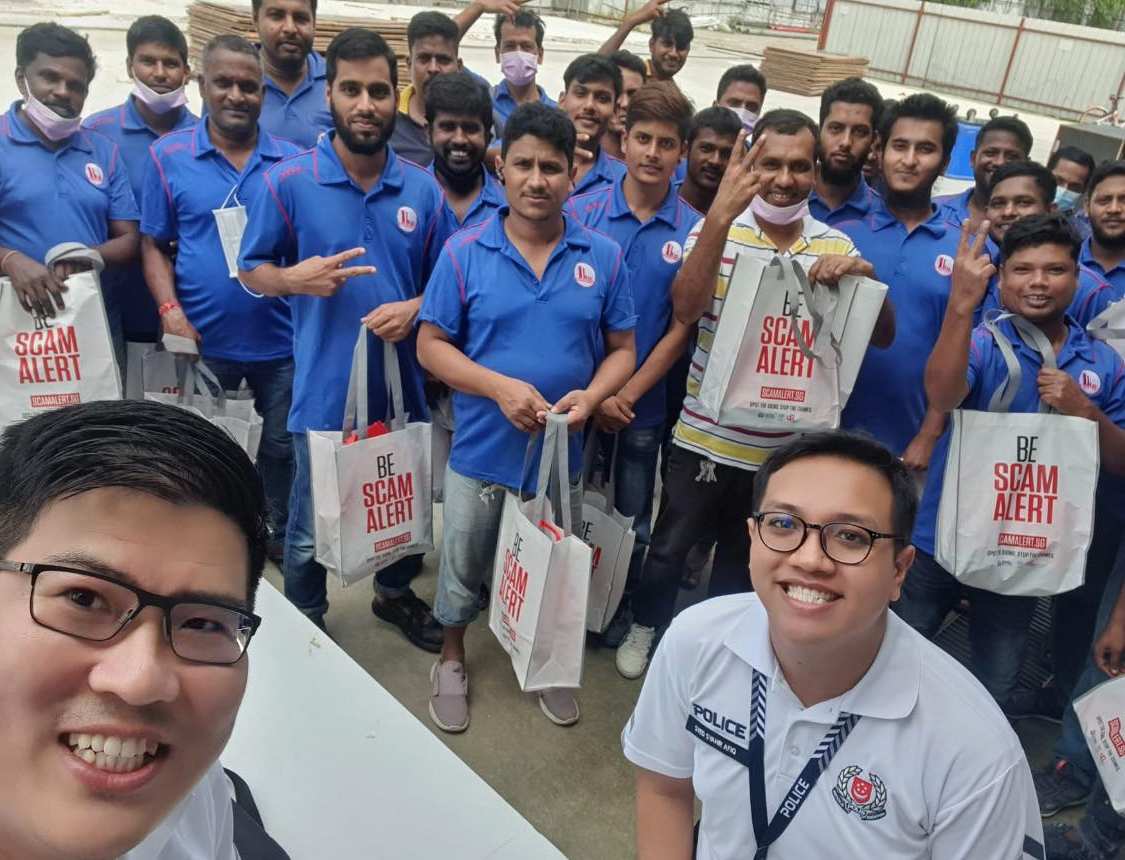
top-left (21, 88), bottom-right (81, 141)
top-left (750, 195), bottom-right (810, 226)
top-left (729, 106), bottom-right (758, 134)
top-left (212, 187), bottom-right (248, 279)
top-left (132, 78), bottom-right (188, 115)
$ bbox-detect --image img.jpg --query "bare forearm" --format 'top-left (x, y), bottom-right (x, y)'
top-left (620, 321), bottom-right (691, 404)
top-left (417, 329), bottom-right (508, 400)
top-left (598, 18), bottom-right (636, 55)
top-left (636, 773), bottom-right (694, 860)
top-left (141, 237), bottom-right (178, 306)
top-left (454, 2), bottom-right (485, 38)
top-left (239, 263), bottom-right (290, 297)
top-left (672, 218), bottom-right (731, 324)
top-left (924, 307), bottom-right (975, 412)
top-left (587, 337), bottom-right (636, 404)
top-left (871, 296), bottom-right (896, 349)
top-left (95, 231), bottom-right (140, 270)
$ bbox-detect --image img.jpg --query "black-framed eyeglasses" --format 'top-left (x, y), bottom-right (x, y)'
top-left (750, 511), bottom-right (902, 566)
top-left (0, 560), bottom-right (261, 665)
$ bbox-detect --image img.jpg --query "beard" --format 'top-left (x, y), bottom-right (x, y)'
top-left (331, 102), bottom-right (394, 156)
top-left (1092, 222), bottom-right (1125, 251)
top-left (820, 157), bottom-right (861, 187)
top-left (434, 150), bottom-right (483, 194)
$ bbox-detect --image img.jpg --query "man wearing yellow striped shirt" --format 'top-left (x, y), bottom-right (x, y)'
top-left (616, 109), bottom-right (896, 679)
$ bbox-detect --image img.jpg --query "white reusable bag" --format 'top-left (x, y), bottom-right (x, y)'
top-left (697, 254), bottom-right (885, 431)
top-left (935, 313), bottom-right (1098, 597)
top-left (579, 436), bottom-right (636, 634)
top-left (489, 413), bottom-right (593, 692)
top-left (309, 327), bottom-right (433, 585)
top-left (0, 243), bottom-right (120, 428)
top-left (1074, 675), bottom-right (1125, 814)
top-left (1087, 297), bottom-right (1125, 359)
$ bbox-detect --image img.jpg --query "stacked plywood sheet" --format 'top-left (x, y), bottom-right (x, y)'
top-left (186, 1), bottom-right (410, 83)
top-left (759, 46), bottom-right (869, 97)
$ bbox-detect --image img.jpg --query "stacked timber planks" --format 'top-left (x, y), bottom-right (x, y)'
top-left (759, 46), bottom-right (869, 97)
top-left (186, 1), bottom-right (410, 83)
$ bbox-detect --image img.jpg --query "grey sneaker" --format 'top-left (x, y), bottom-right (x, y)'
top-left (429, 661), bottom-right (469, 733)
top-left (538, 688), bottom-right (580, 726)
top-left (616, 623), bottom-right (656, 679)
top-left (1035, 760), bottom-right (1092, 817)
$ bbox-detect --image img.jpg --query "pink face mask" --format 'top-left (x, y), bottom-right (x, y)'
top-left (500, 51), bottom-right (538, 87)
top-left (22, 89), bottom-right (81, 142)
top-left (750, 195), bottom-right (810, 226)
top-left (132, 79), bottom-right (188, 115)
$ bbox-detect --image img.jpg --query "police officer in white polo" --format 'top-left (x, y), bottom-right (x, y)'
top-left (622, 431), bottom-right (1044, 859)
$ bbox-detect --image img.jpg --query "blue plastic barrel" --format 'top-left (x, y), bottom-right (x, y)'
top-left (944, 121), bottom-right (981, 180)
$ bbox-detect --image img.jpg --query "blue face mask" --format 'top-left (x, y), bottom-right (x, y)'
top-left (1055, 187), bottom-right (1082, 214)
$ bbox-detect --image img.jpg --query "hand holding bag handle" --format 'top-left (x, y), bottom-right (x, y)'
top-left (983, 310), bottom-right (1059, 414)
top-left (342, 327), bottom-right (410, 440)
top-left (44, 242), bottom-right (105, 274)
top-left (775, 256), bottom-right (841, 365)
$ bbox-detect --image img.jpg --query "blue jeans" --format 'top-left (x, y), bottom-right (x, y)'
top-left (892, 549), bottom-right (1037, 707)
top-left (283, 432), bottom-right (422, 616)
top-left (433, 464), bottom-right (583, 628)
top-left (598, 424), bottom-right (663, 590)
top-left (204, 356), bottom-right (295, 542)
top-left (1054, 536), bottom-right (1125, 787)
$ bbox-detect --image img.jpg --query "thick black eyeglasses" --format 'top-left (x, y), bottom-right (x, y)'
top-left (0, 560), bottom-right (261, 665)
top-left (750, 511), bottom-right (902, 565)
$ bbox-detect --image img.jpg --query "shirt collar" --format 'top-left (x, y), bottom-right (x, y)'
top-left (809, 175), bottom-right (874, 218)
top-left (425, 162), bottom-right (505, 208)
top-left (1080, 237), bottom-right (1125, 276)
top-left (4, 101), bottom-right (92, 151)
top-left (476, 206), bottom-right (593, 251)
top-left (731, 205), bottom-right (815, 256)
top-left (398, 84), bottom-right (415, 115)
top-left (190, 117), bottom-right (287, 162)
top-left (493, 80), bottom-right (547, 105)
top-left (869, 193), bottom-right (951, 236)
top-left (311, 133), bottom-right (405, 192)
top-left (121, 95), bottom-right (193, 134)
top-left (722, 598), bottom-right (921, 721)
top-left (607, 176), bottom-right (682, 227)
top-left (264, 49), bottom-right (326, 95)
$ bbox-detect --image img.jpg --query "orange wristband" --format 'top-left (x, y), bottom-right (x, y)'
top-left (158, 301), bottom-right (180, 316)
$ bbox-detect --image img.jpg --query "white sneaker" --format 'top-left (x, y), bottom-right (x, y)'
top-left (616, 624), bottom-right (656, 679)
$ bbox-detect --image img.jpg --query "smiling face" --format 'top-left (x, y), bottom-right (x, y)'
top-left (200, 48), bottom-right (262, 141)
top-left (971, 129), bottom-right (1027, 194)
top-left (687, 127), bottom-right (737, 192)
top-left (998, 242), bottom-right (1079, 324)
top-left (750, 456), bottom-right (912, 655)
top-left (0, 488), bottom-right (250, 860)
top-left (253, 0), bottom-right (314, 75)
top-left (17, 52), bottom-right (90, 120)
top-left (127, 41), bottom-right (189, 95)
top-left (648, 35), bottom-right (687, 79)
top-left (501, 133), bottom-right (573, 224)
top-left (560, 76), bottom-right (617, 142)
top-left (880, 117), bottom-right (946, 198)
top-left (1089, 174), bottom-right (1125, 249)
top-left (429, 109), bottom-right (489, 178)
top-left (328, 55), bottom-right (396, 156)
top-left (986, 175), bottom-right (1049, 243)
top-left (623, 118), bottom-right (684, 188)
top-left (752, 128), bottom-right (816, 208)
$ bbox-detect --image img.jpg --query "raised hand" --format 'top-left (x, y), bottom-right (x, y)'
top-left (710, 131), bottom-right (767, 225)
top-left (284, 247), bottom-right (377, 298)
top-left (949, 219), bottom-right (996, 316)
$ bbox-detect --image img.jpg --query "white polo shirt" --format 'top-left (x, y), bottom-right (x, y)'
top-left (120, 761), bottom-right (238, 860)
top-left (622, 595), bottom-right (1044, 859)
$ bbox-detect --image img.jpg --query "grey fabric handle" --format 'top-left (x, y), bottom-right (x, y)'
top-left (581, 432), bottom-right (620, 515)
top-left (173, 357), bottom-right (226, 417)
top-left (44, 242), bottom-right (105, 273)
top-left (774, 257), bottom-right (840, 365)
top-left (524, 412), bottom-right (573, 535)
top-left (983, 311), bottom-right (1058, 414)
top-left (342, 327), bottom-right (407, 439)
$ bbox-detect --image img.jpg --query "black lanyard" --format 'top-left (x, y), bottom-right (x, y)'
top-left (748, 669), bottom-right (861, 859)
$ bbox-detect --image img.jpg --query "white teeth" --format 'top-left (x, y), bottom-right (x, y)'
top-left (77, 733), bottom-right (91, 750)
top-left (91, 734), bottom-right (104, 753)
top-left (67, 733), bottom-right (160, 771)
top-left (81, 749), bottom-right (96, 764)
top-left (785, 584), bottom-right (838, 605)
top-left (146, 739), bottom-right (158, 755)
top-left (103, 737), bottom-right (122, 757)
top-left (120, 739), bottom-right (138, 757)
top-left (95, 752), bottom-right (107, 769)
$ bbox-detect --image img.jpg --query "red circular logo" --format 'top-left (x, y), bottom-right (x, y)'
top-left (84, 163), bottom-right (105, 187)
top-left (397, 206), bottom-right (417, 233)
top-left (662, 241), bottom-right (683, 264)
top-left (1080, 369), bottom-right (1102, 396)
top-left (934, 254), bottom-right (954, 276)
top-left (574, 263), bottom-right (596, 288)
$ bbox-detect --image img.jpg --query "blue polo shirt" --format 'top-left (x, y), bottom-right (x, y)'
top-left (239, 137), bottom-right (448, 432)
top-left (0, 102), bottom-right (138, 265)
top-left (567, 178), bottom-right (700, 428)
top-left (426, 163), bottom-right (505, 230)
top-left (913, 315), bottom-right (1125, 555)
top-left (260, 50), bottom-right (332, 149)
top-left (419, 210), bottom-right (637, 491)
top-left (84, 97), bottom-right (197, 336)
top-left (572, 148), bottom-right (627, 197)
top-left (837, 200), bottom-right (961, 454)
top-left (808, 176), bottom-right (878, 226)
top-left (492, 81), bottom-right (557, 139)
top-left (672, 160), bottom-right (686, 186)
top-left (141, 119), bottom-right (298, 362)
top-left (934, 187), bottom-right (974, 225)
top-left (1081, 238), bottom-right (1125, 298)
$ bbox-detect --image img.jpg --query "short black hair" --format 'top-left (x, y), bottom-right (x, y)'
top-left (201, 34), bottom-right (260, 76)
top-left (251, 0), bottom-right (317, 15)
top-left (494, 10), bottom-right (545, 49)
top-left (976, 115), bottom-right (1033, 158)
top-left (987, 160), bottom-right (1055, 208)
top-left (752, 431), bottom-right (918, 547)
top-left (0, 401), bottom-right (269, 603)
top-left (1000, 212), bottom-right (1081, 264)
top-left (878, 92), bottom-right (958, 162)
top-left (1088, 159), bottom-right (1125, 198)
top-left (751, 108), bottom-right (819, 147)
top-left (688, 105), bottom-right (742, 144)
top-left (407, 10), bottom-right (459, 51)
top-left (717, 64), bottom-right (767, 103)
top-left (16, 23), bottom-right (97, 83)
top-left (502, 102), bottom-right (576, 166)
top-left (326, 28), bottom-right (398, 90)
top-left (563, 53), bottom-right (623, 99)
top-left (126, 16), bottom-right (188, 63)
top-left (610, 49), bottom-right (648, 83)
top-left (651, 8), bottom-right (694, 49)
top-left (424, 72), bottom-right (494, 132)
top-left (819, 76), bottom-right (882, 128)
top-left (1048, 145), bottom-right (1096, 185)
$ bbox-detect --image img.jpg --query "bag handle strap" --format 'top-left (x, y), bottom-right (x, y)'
top-left (523, 413), bottom-right (573, 534)
top-left (580, 431), bottom-right (621, 515)
top-left (343, 328), bottom-right (410, 439)
top-left (775, 257), bottom-right (840, 365)
top-left (173, 357), bottom-right (226, 417)
top-left (983, 311), bottom-right (1058, 414)
top-left (44, 242), bottom-right (105, 274)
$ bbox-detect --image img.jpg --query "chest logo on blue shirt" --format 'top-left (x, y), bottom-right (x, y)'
top-left (662, 241), bottom-right (683, 264)
top-left (397, 206), bottom-right (418, 233)
top-left (934, 254), bottom-right (954, 276)
top-left (832, 766), bottom-right (888, 821)
top-left (84, 163), bottom-right (105, 187)
top-left (1080, 369), bottom-right (1102, 395)
top-left (575, 262), bottom-right (597, 288)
